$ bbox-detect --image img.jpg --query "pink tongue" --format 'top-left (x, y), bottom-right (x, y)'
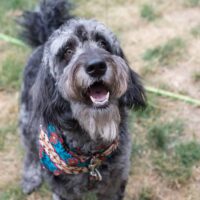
top-left (89, 85), bottom-right (108, 101)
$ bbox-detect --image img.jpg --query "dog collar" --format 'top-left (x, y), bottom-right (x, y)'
top-left (39, 124), bottom-right (119, 181)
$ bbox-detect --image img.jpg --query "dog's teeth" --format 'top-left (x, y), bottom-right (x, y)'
top-left (90, 92), bottom-right (109, 106)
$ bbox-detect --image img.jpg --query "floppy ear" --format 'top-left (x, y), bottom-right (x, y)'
top-left (118, 48), bottom-right (146, 109)
top-left (121, 68), bottom-right (146, 109)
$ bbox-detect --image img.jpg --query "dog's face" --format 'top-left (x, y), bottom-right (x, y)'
top-left (40, 19), bottom-right (146, 141)
top-left (44, 19), bottom-right (129, 108)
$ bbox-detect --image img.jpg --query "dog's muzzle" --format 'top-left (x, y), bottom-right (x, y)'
top-left (85, 59), bottom-right (110, 107)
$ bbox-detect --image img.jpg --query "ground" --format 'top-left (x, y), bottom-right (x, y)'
top-left (0, 0), bottom-right (200, 199)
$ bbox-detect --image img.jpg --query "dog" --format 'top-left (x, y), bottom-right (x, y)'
top-left (19, 0), bottom-right (146, 199)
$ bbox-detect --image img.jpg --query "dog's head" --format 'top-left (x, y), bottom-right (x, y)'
top-left (35, 19), bottom-right (146, 141)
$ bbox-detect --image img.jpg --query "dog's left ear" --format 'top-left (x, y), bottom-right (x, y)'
top-left (118, 48), bottom-right (147, 109)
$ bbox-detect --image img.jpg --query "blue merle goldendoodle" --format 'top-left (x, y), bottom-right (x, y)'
top-left (19, 0), bottom-right (146, 199)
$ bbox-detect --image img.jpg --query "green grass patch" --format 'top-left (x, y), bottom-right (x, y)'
top-left (138, 187), bottom-right (155, 200)
top-left (0, 14), bottom-right (19, 37)
top-left (129, 94), bottom-right (161, 155)
top-left (153, 141), bottom-right (200, 185)
top-left (140, 4), bottom-right (159, 22)
top-left (0, 0), bottom-right (35, 11)
top-left (0, 51), bottom-right (25, 90)
top-left (143, 37), bottom-right (186, 66)
top-left (176, 141), bottom-right (200, 167)
top-left (191, 24), bottom-right (200, 38)
top-left (184, 0), bottom-right (200, 6)
top-left (154, 153), bottom-right (191, 185)
top-left (147, 120), bottom-right (184, 150)
top-left (0, 0), bottom-right (36, 36)
top-left (192, 71), bottom-right (200, 82)
top-left (129, 94), bottom-right (161, 159)
top-left (0, 185), bottom-right (26, 200)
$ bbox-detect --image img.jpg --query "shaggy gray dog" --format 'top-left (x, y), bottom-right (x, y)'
top-left (19, 0), bottom-right (146, 199)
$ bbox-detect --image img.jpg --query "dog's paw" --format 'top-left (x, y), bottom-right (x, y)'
top-left (22, 178), bottom-right (41, 194)
top-left (21, 164), bottom-right (42, 194)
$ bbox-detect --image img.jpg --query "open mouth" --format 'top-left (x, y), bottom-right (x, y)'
top-left (87, 81), bottom-right (110, 107)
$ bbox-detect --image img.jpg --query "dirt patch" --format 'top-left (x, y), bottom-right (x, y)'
top-left (0, 92), bottom-right (20, 189)
top-left (0, 144), bottom-right (22, 189)
top-left (0, 91), bottom-right (19, 123)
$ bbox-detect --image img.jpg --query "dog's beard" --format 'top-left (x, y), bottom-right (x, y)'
top-left (71, 102), bottom-right (121, 142)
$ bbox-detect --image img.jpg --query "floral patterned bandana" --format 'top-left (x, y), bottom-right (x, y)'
top-left (39, 124), bottom-right (119, 181)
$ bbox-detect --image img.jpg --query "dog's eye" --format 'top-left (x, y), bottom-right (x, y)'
top-left (97, 38), bottom-right (111, 52)
top-left (98, 40), bottom-right (107, 49)
top-left (64, 48), bottom-right (74, 59)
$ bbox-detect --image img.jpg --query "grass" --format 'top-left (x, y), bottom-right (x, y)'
top-left (0, 0), bottom-right (200, 199)
top-left (143, 37), bottom-right (186, 66)
top-left (138, 187), bottom-right (155, 200)
top-left (154, 141), bottom-right (200, 186)
top-left (192, 71), bottom-right (200, 82)
top-left (0, 0), bottom-right (35, 11)
top-left (147, 121), bottom-right (195, 186)
top-left (0, 0), bottom-right (36, 36)
top-left (0, 183), bottom-right (52, 200)
top-left (0, 51), bottom-right (26, 90)
top-left (0, 185), bottom-right (26, 200)
top-left (154, 153), bottom-right (192, 186)
top-left (0, 0), bottom-right (32, 91)
top-left (191, 24), bottom-right (200, 38)
top-left (147, 120), bottom-right (184, 150)
top-left (140, 4), bottom-right (159, 22)
top-left (0, 123), bottom-right (17, 151)
top-left (131, 141), bottom-right (144, 159)
top-left (176, 141), bottom-right (200, 167)
top-left (129, 94), bottom-right (162, 158)
top-left (0, 182), bottom-right (97, 200)
top-left (184, 0), bottom-right (200, 6)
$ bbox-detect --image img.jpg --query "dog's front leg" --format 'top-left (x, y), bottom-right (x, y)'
top-left (21, 150), bottom-right (43, 194)
top-left (20, 123), bottom-right (42, 194)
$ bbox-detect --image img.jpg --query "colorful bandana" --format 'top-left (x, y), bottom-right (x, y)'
top-left (39, 124), bottom-right (119, 181)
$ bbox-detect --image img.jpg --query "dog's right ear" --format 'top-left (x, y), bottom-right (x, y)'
top-left (120, 69), bottom-right (146, 109)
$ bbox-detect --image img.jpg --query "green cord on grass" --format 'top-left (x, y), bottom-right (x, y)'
top-left (146, 86), bottom-right (200, 106)
top-left (0, 33), bottom-right (26, 47)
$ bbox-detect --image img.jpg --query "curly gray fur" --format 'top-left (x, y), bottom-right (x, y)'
top-left (19, 0), bottom-right (146, 199)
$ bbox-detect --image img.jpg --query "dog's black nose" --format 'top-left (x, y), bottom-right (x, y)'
top-left (86, 60), bottom-right (107, 77)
